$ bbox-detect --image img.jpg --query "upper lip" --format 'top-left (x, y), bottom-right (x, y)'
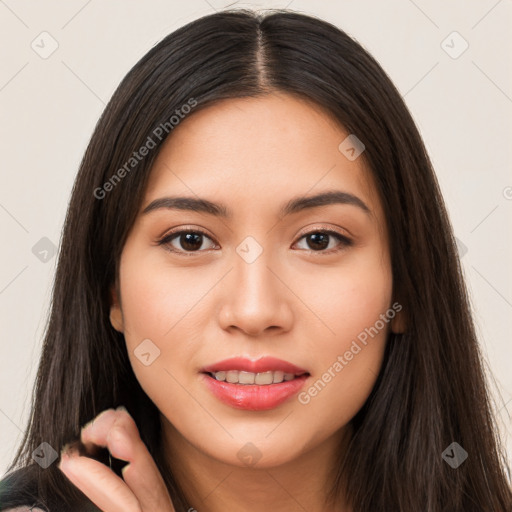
top-left (201, 356), bottom-right (309, 375)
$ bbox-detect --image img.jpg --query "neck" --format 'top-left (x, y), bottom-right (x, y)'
top-left (160, 417), bottom-right (353, 512)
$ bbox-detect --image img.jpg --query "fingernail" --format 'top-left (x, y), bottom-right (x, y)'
top-left (116, 405), bottom-right (128, 413)
top-left (60, 444), bottom-right (75, 466)
top-left (60, 443), bottom-right (70, 457)
top-left (63, 440), bottom-right (85, 457)
top-left (82, 409), bottom-right (112, 431)
top-left (58, 445), bottom-right (75, 472)
top-left (81, 419), bottom-right (94, 431)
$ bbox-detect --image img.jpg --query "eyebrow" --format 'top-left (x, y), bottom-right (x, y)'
top-left (141, 190), bottom-right (371, 219)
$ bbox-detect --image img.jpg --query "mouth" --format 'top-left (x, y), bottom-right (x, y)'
top-left (200, 356), bottom-right (310, 411)
top-left (204, 369), bottom-right (309, 385)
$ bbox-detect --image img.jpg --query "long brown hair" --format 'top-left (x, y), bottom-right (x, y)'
top-left (1, 9), bottom-right (511, 512)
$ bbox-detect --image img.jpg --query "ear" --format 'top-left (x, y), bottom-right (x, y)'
top-left (390, 306), bottom-right (406, 334)
top-left (109, 285), bottom-right (124, 333)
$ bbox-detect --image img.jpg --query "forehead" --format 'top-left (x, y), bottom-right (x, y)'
top-left (143, 93), bottom-right (383, 224)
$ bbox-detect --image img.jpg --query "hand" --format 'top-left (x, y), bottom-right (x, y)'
top-left (58, 407), bottom-right (176, 512)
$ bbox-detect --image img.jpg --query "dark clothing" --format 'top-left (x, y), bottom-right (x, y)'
top-left (0, 465), bottom-right (101, 512)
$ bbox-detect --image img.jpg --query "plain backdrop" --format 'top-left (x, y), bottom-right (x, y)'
top-left (1, 0), bottom-right (511, 476)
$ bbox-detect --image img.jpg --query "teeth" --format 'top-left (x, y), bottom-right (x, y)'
top-left (238, 371), bottom-right (255, 384)
top-left (273, 371), bottom-right (284, 383)
top-left (226, 370), bottom-right (238, 383)
top-left (211, 370), bottom-right (301, 385)
top-left (214, 371), bottom-right (226, 381)
top-left (255, 371), bottom-right (273, 385)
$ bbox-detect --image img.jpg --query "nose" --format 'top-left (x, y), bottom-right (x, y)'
top-left (217, 247), bottom-right (294, 337)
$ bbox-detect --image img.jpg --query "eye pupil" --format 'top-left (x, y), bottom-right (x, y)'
top-left (163, 229), bottom-right (348, 256)
top-left (307, 233), bottom-right (329, 250)
top-left (180, 232), bottom-right (203, 251)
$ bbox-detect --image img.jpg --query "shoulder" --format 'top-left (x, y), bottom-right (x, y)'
top-left (0, 465), bottom-right (42, 511)
top-left (0, 464), bottom-right (101, 512)
top-left (3, 508), bottom-right (46, 512)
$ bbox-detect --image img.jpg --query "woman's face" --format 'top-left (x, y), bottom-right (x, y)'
top-left (110, 92), bottom-right (404, 469)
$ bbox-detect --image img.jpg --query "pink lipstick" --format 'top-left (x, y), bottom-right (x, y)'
top-left (201, 356), bottom-right (310, 411)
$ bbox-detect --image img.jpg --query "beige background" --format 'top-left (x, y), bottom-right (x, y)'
top-left (0, 0), bottom-right (511, 476)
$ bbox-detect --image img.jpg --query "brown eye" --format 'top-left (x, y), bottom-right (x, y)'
top-left (294, 230), bottom-right (353, 253)
top-left (158, 229), bottom-right (217, 255)
top-left (174, 232), bottom-right (205, 252)
top-left (157, 227), bottom-right (353, 256)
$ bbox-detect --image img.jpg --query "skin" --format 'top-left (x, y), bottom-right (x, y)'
top-left (59, 92), bottom-right (405, 512)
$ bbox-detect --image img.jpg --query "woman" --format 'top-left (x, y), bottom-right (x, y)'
top-left (1, 8), bottom-right (510, 512)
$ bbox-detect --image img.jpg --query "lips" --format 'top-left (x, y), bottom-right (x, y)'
top-left (200, 356), bottom-right (310, 411)
top-left (201, 356), bottom-right (308, 375)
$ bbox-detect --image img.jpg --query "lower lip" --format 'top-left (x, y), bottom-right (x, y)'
top-left (202, 373), bottom-right (309, 411)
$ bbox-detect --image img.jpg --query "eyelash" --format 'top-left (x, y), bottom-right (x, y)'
top-left (157, 225), bottom-right (353, 257)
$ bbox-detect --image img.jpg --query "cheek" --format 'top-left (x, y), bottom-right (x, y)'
top-left (118, 249), bottom-right (223, 407)
top-left (294, 250), bottom-right (392, 419)
top-left (119, 252), bottom-right (210, 345)
top-left (117, 256), bottom-right (203, 417)
top-left (300, 249), bottom-right (393, 350)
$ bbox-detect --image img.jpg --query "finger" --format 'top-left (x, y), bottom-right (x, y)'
top-left (80, 408), bottom-right (118, 453)
top-left (81, 408), bottom-right (175, 512)
top-left (58, 446), bottom-right (142, 512)
top-left (111, 424), bottom-right (176, 512)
